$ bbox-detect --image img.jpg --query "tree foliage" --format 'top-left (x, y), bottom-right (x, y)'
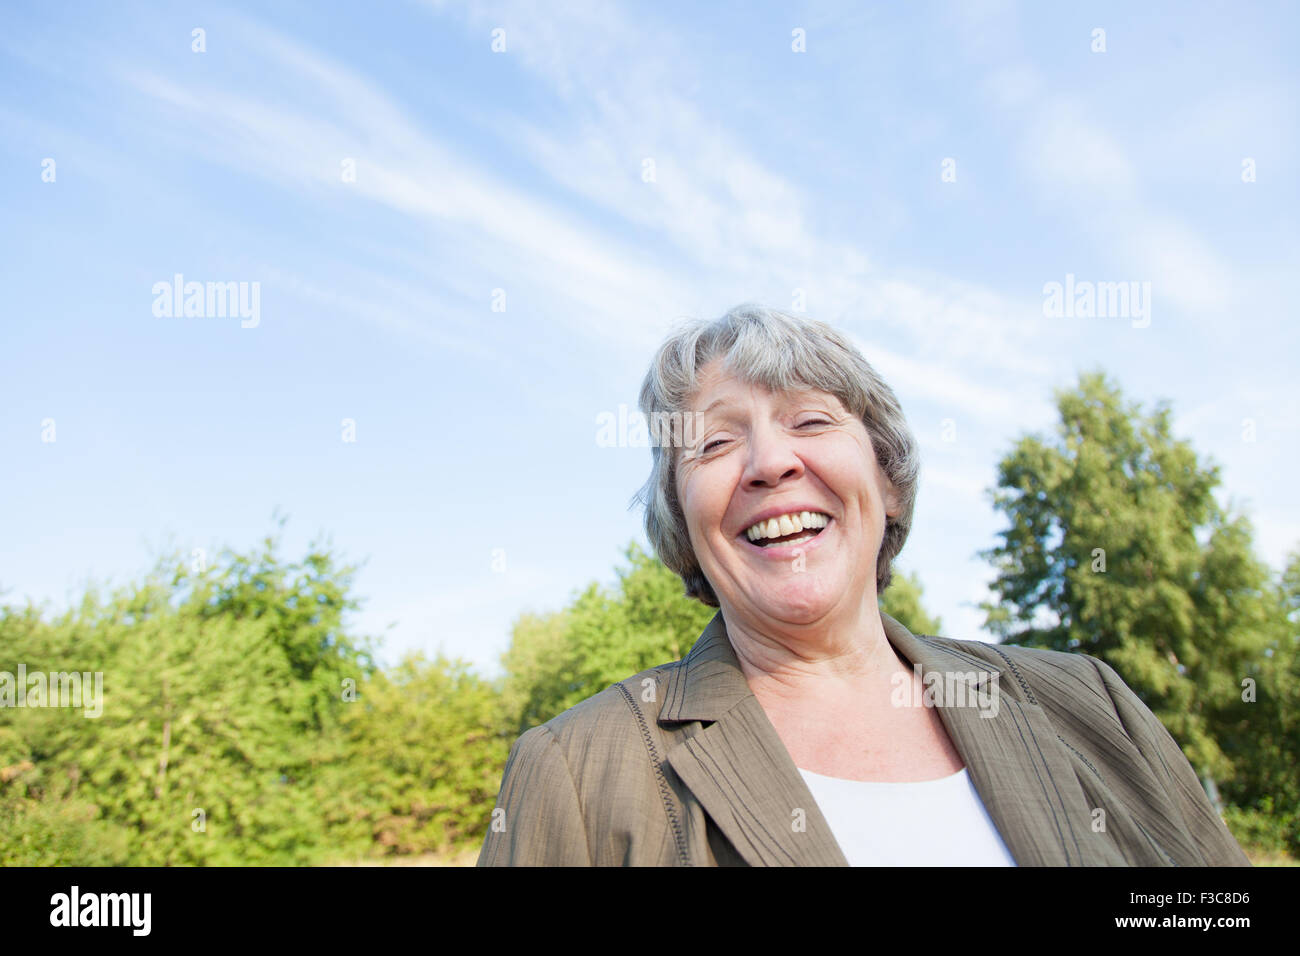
top-left (498, 542), bottom-right (716, 736)
top-left (880, 568), bottom-right (943, 636)
top-left (0, 532), bottom-right (368, 865)
top-left (980, 371), bottom-right (1297, 851)
top-left (328, 654), bottom-right (508, 856)
top-left (0, 528), bottom-right (505, 864)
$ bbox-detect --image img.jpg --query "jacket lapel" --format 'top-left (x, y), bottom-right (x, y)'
top-left (880, 614), bottom-right (1120, 865)
top-left (661, 613), bottom-right (847, 866)
top-left (662, 610), bottom-right (1112, 866)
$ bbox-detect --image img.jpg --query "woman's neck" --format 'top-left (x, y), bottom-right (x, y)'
top-left (721, 597), bottom-right (911, 710)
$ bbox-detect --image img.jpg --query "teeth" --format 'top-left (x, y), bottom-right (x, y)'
top-left (745, 511), bottom-right (829, 540)
top-left (756, 530), bottom-right (818, 549)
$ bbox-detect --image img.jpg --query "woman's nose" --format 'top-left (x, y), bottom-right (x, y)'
top-left (743, 424), bottom-right (803, 488)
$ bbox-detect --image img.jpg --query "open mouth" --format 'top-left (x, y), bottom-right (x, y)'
top-left (741, 512), bottom-right (831, 550)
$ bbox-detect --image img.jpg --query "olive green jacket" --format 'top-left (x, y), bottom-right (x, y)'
top-left (477, 611), bottom-right (1250, 866)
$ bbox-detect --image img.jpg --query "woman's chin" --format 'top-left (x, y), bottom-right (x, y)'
top-left (748, 579), bottom-right (838, 624)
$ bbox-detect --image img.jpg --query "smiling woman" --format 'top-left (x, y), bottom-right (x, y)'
top-left (477, 304), bottom-right (1251, 868)
top-left (639, 304), bottom-right (918, 613)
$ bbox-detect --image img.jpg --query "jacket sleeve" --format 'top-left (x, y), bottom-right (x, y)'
top-left (476, 724), bottom-right (592, 866)
top-left (1089, 656), bottom-right (1251, 866)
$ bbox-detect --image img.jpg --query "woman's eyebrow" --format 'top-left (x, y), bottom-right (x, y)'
top-left (694, 399), bottom-right (754, 424)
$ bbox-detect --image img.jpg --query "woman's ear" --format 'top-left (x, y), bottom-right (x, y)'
top-left (884, 481), bottom-right (901, 518)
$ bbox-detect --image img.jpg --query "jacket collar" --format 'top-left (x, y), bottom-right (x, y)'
top-left (661, 609), bottom-right (1118, 866)
top-left (660, 609), bottom-right (1003, 723)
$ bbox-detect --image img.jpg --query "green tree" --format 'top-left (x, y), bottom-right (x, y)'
top-left (880, 568), bottom-right (942, 636)
top-left (328, 653), bottom-right (509, 857)
top-left (0, 603), bottom-right (131, 866)
top-left (0, 530), bottom-right (378, 865)
top-left (979, 371), bottom-right (1289, 840)
top-left (499, 542), bottom-right (715, 735)
top-left (182, 519), bottom-right (377, 737)
top-left (1217, 549), bottom-right (1300, 853)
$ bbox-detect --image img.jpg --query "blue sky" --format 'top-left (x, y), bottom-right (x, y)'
top-left (2, 0), bottom-right (1296, 677)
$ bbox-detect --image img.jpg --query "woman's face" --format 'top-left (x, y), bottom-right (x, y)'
top-left (675, 359), bottom-right (900, 627)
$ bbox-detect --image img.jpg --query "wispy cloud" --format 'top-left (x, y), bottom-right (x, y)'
top-left (119, 24), bottom-right (700, 344)
top-left (425, 1), bottom-right (1061, 417)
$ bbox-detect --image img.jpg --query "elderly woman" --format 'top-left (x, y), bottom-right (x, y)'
top-left (478, 304), bottom-right (1250, 867)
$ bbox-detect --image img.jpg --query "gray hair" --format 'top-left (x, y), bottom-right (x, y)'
top-left (631, 303), bottom-right (920, 607)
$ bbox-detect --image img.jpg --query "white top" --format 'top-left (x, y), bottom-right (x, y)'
top-left (797, 766), bottom-right (1017, 866)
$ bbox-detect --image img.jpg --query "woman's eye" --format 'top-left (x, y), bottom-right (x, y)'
top-left (700, 421), bottom-right (826, 452)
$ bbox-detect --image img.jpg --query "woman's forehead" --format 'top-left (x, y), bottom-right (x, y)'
top-left (690, 374), bottom-right (840, 412)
